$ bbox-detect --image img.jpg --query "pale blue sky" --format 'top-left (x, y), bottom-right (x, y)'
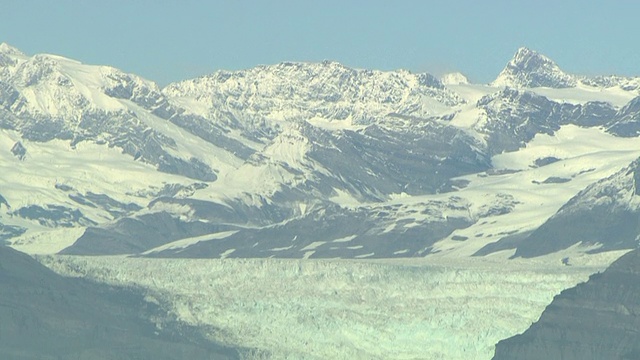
top-left (1, 0), bottom-right (638, 85)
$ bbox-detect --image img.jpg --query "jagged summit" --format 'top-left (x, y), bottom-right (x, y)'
top-left (491, 47), bottom-right (577, 88)
top-left (0, 42), bottom-right (24, 56)
top-left (511, 47), bottom-right (549, 66)
top-left (163, 58), bottom-right (465, 127)
top-left (0, 43), bottom-right (25, 69)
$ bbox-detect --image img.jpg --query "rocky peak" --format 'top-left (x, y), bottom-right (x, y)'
top-left (0, 43), bottom-right (24, 57)
top-left (163, 60), bottom-right (464, 130)
top-left (10, 141), bottom-right (27, 161)
top-left (491, 47), bottom-right (577, 88)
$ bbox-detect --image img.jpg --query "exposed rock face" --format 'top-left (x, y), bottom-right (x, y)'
top-left (0, 245), bottom-right (242, 359)
top-left (10, 140), bottom-right (26, 160)
top-left (473, 88), bottom-right (620, 154)
top-left (608, 97), bottom-right (640, 137)
top-left (145, 197), bottom-right (475, 259)
top-left (493, 248), bottom-right (640, 360)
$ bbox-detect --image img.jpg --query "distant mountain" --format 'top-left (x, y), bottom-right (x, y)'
top-left (492, 47), bottom-right (577, 88)
top-left (441, 72), bottom-right (469, 85)
top-left (493, 248), bottom-right (640, 360)
top-left (492, 47), bottom-right (640, 91)
top-left (0, 245), bottom-right (241, 359)
top-left (163, 60), bottom-right (466, 130)
top-left (1, 43), bottom-right (640, 261)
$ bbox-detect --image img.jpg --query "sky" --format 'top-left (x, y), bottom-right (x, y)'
top-left (1, 0), bottom-right (638, 86)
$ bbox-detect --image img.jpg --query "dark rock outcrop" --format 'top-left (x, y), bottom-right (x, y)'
top-left (0, 245), bottom-right (241, 359)
top-left (491, 47), bottom-right (577, 88)
top-left (493, 248), bottom-right (640, 360)
top-left (10, 141), bottom-right (26, 160)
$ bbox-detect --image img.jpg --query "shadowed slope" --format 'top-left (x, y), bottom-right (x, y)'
top-left (493, 249), bottom-right (640, 360)
top-left (0, 245), bottom-right (240, 360)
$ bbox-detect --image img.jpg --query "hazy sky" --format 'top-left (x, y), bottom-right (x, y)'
top-left (1, 0), bottom-right (638, 85)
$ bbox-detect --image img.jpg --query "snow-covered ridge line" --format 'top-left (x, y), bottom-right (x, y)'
top-left (491, 47), bottom-right (640, 92)
top-left (2, 42), bottom-right (640, 262)
top-left (162, 59), bottom-right (466, 130)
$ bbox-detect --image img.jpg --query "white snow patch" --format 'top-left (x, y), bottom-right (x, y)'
top-left (143, 231), bottom-right (239, 254)
top-left (220, 248), bottom-right (236, 259)
top-left (306, 116), bottom-right (365, 131)
top-left (300, 241), bottom-right (327, 251)
top-left (530, 85), bottom-right (636, 107)
top-left (270, 245), bottom-right (295, 252)
top-left (329, 188), bottom-right (362, 207)
top-left (381, 223), bottom-right (397, 234)
top-left (331, 235), bottom-right (358, 243)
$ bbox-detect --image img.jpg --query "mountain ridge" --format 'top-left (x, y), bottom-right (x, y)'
top-left (1, 43), bottom-right (640, 262)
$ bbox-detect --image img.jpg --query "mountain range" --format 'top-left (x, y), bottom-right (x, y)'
top-left (1, 44), bottom-right (640, 262)
top-left (2, 43), bottom-right (640, 359)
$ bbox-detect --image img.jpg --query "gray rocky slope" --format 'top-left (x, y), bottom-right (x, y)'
top-left (493, 247), bottom-right (640, 360)
top-left (0, 244), bottom-right (242, 359)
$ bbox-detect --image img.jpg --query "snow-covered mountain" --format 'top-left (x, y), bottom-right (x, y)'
top-left (441, 72), bottom-right (470, 86)
top-left (491, 47), bottom-right (640, 92)
top-left (491, 47), bottom-right (578, 88)
top-left (2, 43), bottom-right (640, 262)
top-left (163, 60), bottom-right (465, 129)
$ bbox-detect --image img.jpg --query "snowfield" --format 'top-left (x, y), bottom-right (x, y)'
top-left (38, 253), bottom-right (625, 360)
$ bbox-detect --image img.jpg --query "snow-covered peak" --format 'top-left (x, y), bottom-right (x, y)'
top-left (0, 42), bottom-right (25, 56)
top-left (0, 43), bottom-right (27, 78)
top-left (512, 47), bottom-right (546, 65)
top-left (163, 60), bottom-right (465, 128)
top-left (441, 72), bottom-right (469, 85)
top-left (0, 45), bottom-right (170, 118)
top-left (491, 47), bottom-right (577, 89)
